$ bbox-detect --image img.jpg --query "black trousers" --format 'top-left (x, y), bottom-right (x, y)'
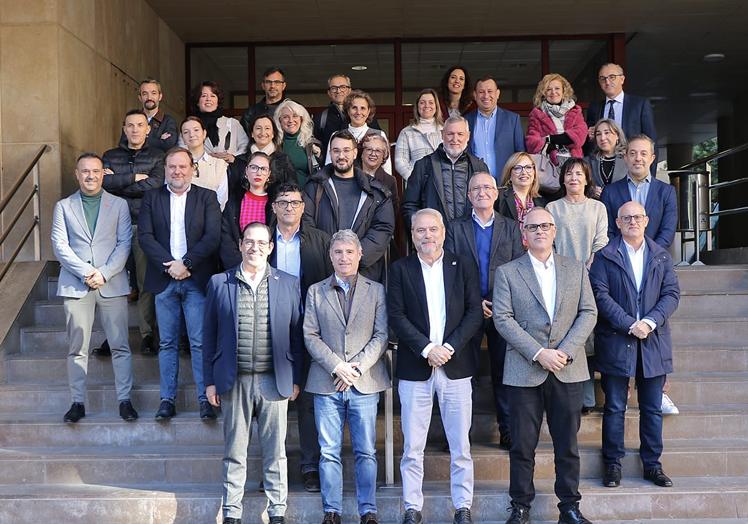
top-left (471, 319), bottom-right (511, 435)
top-left (507, 373), bottom-right (583, 510)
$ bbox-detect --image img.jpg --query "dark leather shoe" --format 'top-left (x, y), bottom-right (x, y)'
top-left (140, 334), bottom-right (156, 355)
top-left (603, 464), bottom-right (621, 487)
top-left (223, 518), bottom-right (241, 524)
top-left (92, 339), bottom-right (111, 356)
top-left (360, 512), bottom-right (378, 524)
top-left (269, 517), bottom-right (285, 524)
top-left (155, 400), bottom-right (176, 420)
top-left (505, 503), bottom-right (530, 524)
top-left (454, 507), bottom-right (472, 523)
top-left (200, 400), bottom-right (217, 421)
top-left (322, 512), bottom-right (341, 524)
top-left (303, 470), bottom-right (321, 492)
top-left (558, 504), bottom-right (592, 524)
top-left (63, 402), bottom-right (85, 423)
top-left (402, 509), bottom-right (423, 524)
top-left (644, 468), bottom-right (673, 487)
top-left (499, 431), bottom-right (512, 451)
top-left (119, 400), bottom-right (138, 422)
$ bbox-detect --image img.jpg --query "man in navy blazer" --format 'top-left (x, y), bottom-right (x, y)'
top-left (464, 76), bottom-right (525, 180)
top-left (600, 135), bottom-right (677, 249)
top-left (138, 147), bottom-right (221, 421)
top-left (589, 201), bottom-right (680, 490)
top-left (203, 222), bottom-right (303, 524)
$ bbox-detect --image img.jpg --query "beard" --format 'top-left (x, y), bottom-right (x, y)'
top-left (333, 158), bottom-right (354, 175)
top-left (443, 143), bottom-right (465, 159)
top-left (143, 100), bottom-right (158, 110)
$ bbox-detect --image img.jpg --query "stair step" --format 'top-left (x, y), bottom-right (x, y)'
top-left (33, 300), bottom-right (140, 328)
top-left (670, 318), bottom-right (748, 346)
top-left (674, 291), bottom-right (748, 319)
top-left (674, 265), bottom-right (748, 293)
top-left (0, 477), bottom-right (746, 523)
top-left (672, 347), bottom-right (748, 372)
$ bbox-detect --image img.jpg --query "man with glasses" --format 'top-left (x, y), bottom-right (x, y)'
top-left (269, 182), bottom-right (332, 493)
top-left (445, 172), bottom-right (524, 450)
top-left (589, 201), bottom-right (680, 490)
top-left (402, 116), bottom-right (488, 230)
top-left (493, 207), bottom-right (597, 524)
top-left (241, 67), bottom-right (289, 135)
top-left (203, 221), bottom-right (304, 524)
top-left (137, 147), bottom-right (221, 421)
top-left (585, 63), bottom-right (657, 166)
top-left (314, 74), bottom-right (352, 155)
top-left (303, 130), bottom-right (394, 282)
top-left (600, 135), bottom-right (677, 248)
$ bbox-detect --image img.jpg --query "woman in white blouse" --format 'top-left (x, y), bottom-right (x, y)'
top-left (394, 88), bottom-right (444, 182)
top-left (179, 116), bottom-right (229, 210)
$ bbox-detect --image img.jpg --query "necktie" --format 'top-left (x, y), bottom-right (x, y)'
top-left (607, 100), bottom-right (616, 120)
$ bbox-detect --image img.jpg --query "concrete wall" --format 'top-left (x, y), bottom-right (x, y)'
top-left (0, 0), bottom-right (185, 260)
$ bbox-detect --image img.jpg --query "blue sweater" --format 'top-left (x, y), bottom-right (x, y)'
top-left (472, 219), bottom-right (493, 299)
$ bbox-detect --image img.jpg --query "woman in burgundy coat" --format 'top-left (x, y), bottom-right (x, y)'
top-left (526, 73), bottom-right (588, 165)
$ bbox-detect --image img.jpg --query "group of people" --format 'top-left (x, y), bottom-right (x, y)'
top-left (50, 61), bottom-right (681, 524)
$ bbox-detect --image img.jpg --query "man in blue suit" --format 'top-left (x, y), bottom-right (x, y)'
top-left (203, 222), bottom-right (303, 524)
top-left (464, 76), bottom-right (525, 180)
top-left (589, 200), bottom-right (680, 490)
top-left (600, 135), bottom-right (677, 248)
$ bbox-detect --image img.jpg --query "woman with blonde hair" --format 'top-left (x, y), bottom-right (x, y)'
top-left (496, 152), bottom-right (547, 226)
top-left (274, 99), bottom-right (322, 187)
top-left (586, 118), bottom-right (628, 197)
top-left (394, 88), bottom-right (444, 181)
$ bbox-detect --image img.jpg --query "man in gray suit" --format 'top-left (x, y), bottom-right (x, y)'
top-left (51, 153), bottom-right (137, 423)
top-left (304, 229), bottom-right (389, 524)
top-left (493, 207), bottom-right (597, 524)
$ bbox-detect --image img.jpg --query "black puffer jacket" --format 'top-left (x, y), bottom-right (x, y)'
top-left (102, 139), bottom-right (165, 220)
top-left (302, 165), bottom-right (394, 282)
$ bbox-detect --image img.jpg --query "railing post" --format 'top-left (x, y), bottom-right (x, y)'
top-left (692, 172), bottom-right (705, 266)
top-left (384, 344), bottom-right (395, 486)
top-left (32, 163), bottom-right (41, 261)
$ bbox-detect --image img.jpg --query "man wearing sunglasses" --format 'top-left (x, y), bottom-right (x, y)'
top-left (492, 207), bottom-right (597, 524)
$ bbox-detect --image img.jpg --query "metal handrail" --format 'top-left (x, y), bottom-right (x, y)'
top-left (0, 218), bottom-right (39, 283)
top-left (0, 145), bottom-right (47, 215)
top-left (677, 141), bottom-right (748, 170)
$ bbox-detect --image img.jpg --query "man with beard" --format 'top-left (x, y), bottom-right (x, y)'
top-left (241, 67), bottom-right (289, 135)
top-left (402, 116), bottom-right (488, 230)
top-left (120, 78), bottom-right (178, 153)
top-left (302, 130), bottom-right (394, 282)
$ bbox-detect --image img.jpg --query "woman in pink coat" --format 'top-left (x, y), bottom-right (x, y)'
top-left (526, 73), bottom-right (588, 165)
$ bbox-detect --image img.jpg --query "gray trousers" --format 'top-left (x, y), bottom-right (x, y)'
top-left (296, 389), bottom-right (321, 474)
top-left (64, 290), bottom-right (132, 403)
top-left (222, 372), bottom-right (289, 519)
top-left (131, 225), bottom-right (155, 337)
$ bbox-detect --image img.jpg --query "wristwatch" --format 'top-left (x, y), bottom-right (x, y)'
top-left (182, 257), bottom-right (193, 270)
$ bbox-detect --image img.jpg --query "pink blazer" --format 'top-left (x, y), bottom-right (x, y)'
top-left (525, 105), bottom-right (588, 165)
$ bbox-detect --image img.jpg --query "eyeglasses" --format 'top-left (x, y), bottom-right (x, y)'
top-left (619, 214), bottom-right (647, 223)
top-left (523, 222), bottom-right (555, 232)
top-left (273, 199), bottom-right (304, 209)
top-left (242, 239), bottom-right (270, 248)
top-left (329, 85), bottom-right (351, 93)
top-left (363, 147), bottom-right (386, 156)
top-left (331, 148), bottom-right (355, 156)
top-left (247, 164), bottom-right (270, 174)
top-left (263, 79), bottom-right (285, 86)
top-left (598, 74), bottom-right (624, 83)
top-left (511, 164), bottom-right (535, 174)
top-left (469, 184), bottom-right (497, 195)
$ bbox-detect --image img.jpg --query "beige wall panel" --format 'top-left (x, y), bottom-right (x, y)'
top-left (58, 28), bottom-right (97, 151)
top-left (157, 18), bottom-right (185, 120)
top-left (59, 0), bottom-right (95, 49)
top-left (0, 0), bottom-right (57, 24)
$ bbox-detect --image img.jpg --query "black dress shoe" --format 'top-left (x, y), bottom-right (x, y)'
top-left (360, 511), bottom-right (378, 524)
top-left (63, 402), bottom-right (86, 423)
top-left (155, 400), bottom-right (176, 420)
top-left (322, 512), bottom-right (341, 524)
top-left (454, 507), bottom-right (472, 523)
top-left (402, 509), bottom-right (423, 524)
top-left (303, 470), bottom-right (321, 492)
top-left (505, 503), bottom-right (530, 524)
top-left (581, 406), bottom-right (593, 415)
top-left (119, 400), bottom-right (139, 422)
top-left (558, 504), bottom-right (592, 524)
top-left (92, 339), bottom-right (111, 356)
top-left (199, 400), bottom-right (217, 421)
top-left (644, 468), bottom-right (673, 487)
top-left (223, 518), bottom-right (241, 524)
top-left (269, 517), bottom-right (285, 524)
top-left (499, 431), bottom-right (512, 451)
top-left (140, 334), bottom-right (156, 355)
top-left (603, 464), bottom-right (621, 487)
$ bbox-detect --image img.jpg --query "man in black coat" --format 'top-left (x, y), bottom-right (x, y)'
top-left (138, 147), bottom-right (221, 422)
top-left (119, 79), bottom-right (178, 153)
top-left (103, 109), bottom-right (165, 354)
top-left (240, 67), bottom-right (288, 135)
top-left (302, 130), bottom-right (394, 283)
top-left (445, 172), bottom-right (524, 450)
top-left (388, 208), bottom-right (483, 524)
top-left (402, 116), bottom-right (488, 231)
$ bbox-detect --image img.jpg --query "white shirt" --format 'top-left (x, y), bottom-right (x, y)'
top-left (623, 239), bottom-right (657, 330)
top-left (241, 264), bottom-right (267, 295)
top-left (471, 209), bottom-right (495, 229)
top-left (417, 252), bottom-right (453, 358)
top-left (528, 251), bottom-right (557, 361)
top-left (275, 227), bottom-right (301, 278)
top-left (605, 91), bottom-right (625, 130)
top-left (168, 185), bottom-right (191, 260)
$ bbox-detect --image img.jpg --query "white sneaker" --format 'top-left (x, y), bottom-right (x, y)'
top-left (661, 393), bottom-right (679, 415)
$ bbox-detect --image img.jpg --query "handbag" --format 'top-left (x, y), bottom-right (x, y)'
top-left (529, 152), bottom-right (560, 193)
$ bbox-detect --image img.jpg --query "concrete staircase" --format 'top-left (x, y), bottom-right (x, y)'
top-left (0, 265), bottom-right (747, 523)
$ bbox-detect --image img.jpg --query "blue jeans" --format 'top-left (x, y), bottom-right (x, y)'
top-left (314, 389), bottom-right (379, 516)
top-left (155, 279), bottom-right (207, 402)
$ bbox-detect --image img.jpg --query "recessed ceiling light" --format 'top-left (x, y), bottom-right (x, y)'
top-left (703, 53), bottom-right (725, 63)
top-left (649, 96), bottom-right (668, 101)
top-left (689, 92), bottom-right (717, 98)
top-left (351, 65), bottom-right (367, 71)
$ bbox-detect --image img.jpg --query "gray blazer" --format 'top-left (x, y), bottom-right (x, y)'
top-left (51, 190), bottom-right (132, 299)
top-left (587, 154), bottom-right (627, 190)
top-left (492, 253), bottom-right (597, 387)
top-left (303, 274), bottom-right (390, 395)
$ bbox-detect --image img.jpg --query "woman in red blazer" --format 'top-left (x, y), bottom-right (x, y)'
top-left (526, 73), bottom-right (588, 165)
